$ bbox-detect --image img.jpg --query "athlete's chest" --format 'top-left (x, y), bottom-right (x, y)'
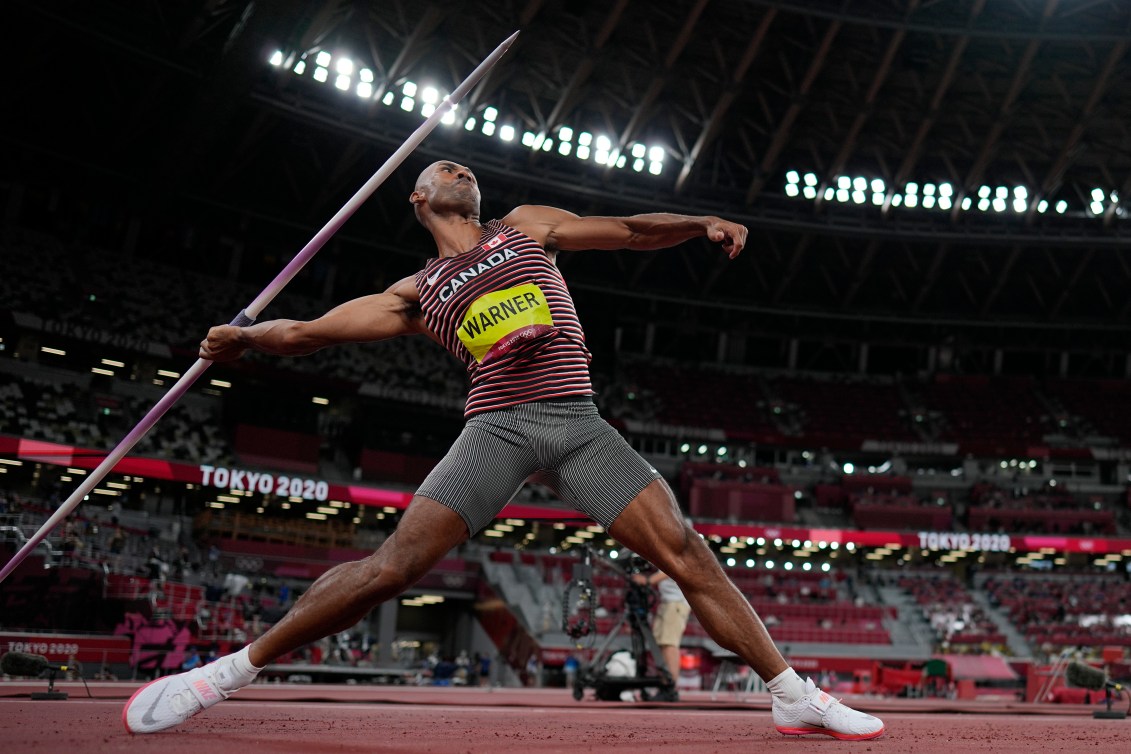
top-left (427, 236), bottom-right (558, 312)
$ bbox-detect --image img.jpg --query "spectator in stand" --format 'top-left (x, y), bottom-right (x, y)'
top-left (182, 648), bottom-right (203, 672)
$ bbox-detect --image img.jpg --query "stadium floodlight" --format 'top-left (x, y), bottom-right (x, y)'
top-left (996, 186), bottom-right (1008, 199)
top-left (595, 149), bottom-right (609, 165)
top-left (837, 176), bottom-right (851, 190)
top-left (1056, 200), bottom-right (1067, 213)
top-left (578, 131), bottom-right (593, 146)
top-left (871, 192), bottom-right (883, 205)
top-left (559, 126), bottom-right (574, 142)
top-left (1037, 199), bottom-right (1048, 213)
top-left (804, 172), bottom-right (818, 186)
top-left (1092, 188), bottom-right (1105, 202)
top-left (313, 67), bottom-right (329, 83)
top-left (464, 116), bottom-right (476, 130)
top-left (382, 91), bottom-right (395, 106)
top-left (992, 197), bottom-right (1006, 212)
top-left (269, 50), bottom-right (284, 66)
top-left (978, 185), bottom-right (991, 199)
top-left (335, 74), bottom-right (350, 91)
top-left (923, 195), bottom-right (935, 209)
top-left (356, 82), bottom-right (373, 99)
top-left (578, 145), bottom-right (591, 160)
top-left (871, 178), bottom-right (884, 193)
top-left (923, 183), bottom-right (935, 196)
top-left (421, 86), bottom-right (439, 104)
top-left (632, 144), bottom-right (647, 159)
top-left (804, 186), bottom-right (818, 199)
top-left (853, 177), bottom-right (867, 191)
top-left (852, 190), bottom-right (865, 204)
top-left (891, 193), bottom-right (902, 206)
top-left (905, 194), bottom-right (918, 208)
top-left (765, 560), bottom-right (775, 569)
top-left (315, 50), bottom-right (332, 67)
top-left (402, 81), bottom-right (417, 97)
top-left (360, 68), bottom-right (374, 83)
top-left (843, 462), bottom-right (855, 474)
top-left (596, 135), bottom-right (611, 151)
top-left (521, 131), bottom-right (535, 147)
top-left (483, 106), bottom-right (498, 122)
top-left (785, 184), bottom-right (800, 197)
top-left (939, 182), bottom-right (953, 197)
top-left (824, 187), bottom-right (835, 200)
top-left (962, 197), bottom-right (972, 210)
top-left (836, 188), bottom-right (849, 202)
top-left (482, 121), bottom-right (496, 136)
top-left (939, 196), bottom-right (952, 210)
top-left (633, 158), bottom-right (644, 172)
top-left (294, 60), bottom-right (307, 75)
top-left (400, 96), bottom-right (414, 111)
top-left (441, 107), bottom-right (457, 125)
top-left (545, 139), bottom-right (556, 153)
top-left (1091, 201), bottom-right (1104, 214)
top-left (978, 198), bottom-right (990, 211)
top-left (1013, 199), bottom-right (1026, 213)
top-left (1014, 186), bottom-right (1027, 199)
top-left (905, 182), bottom-right (918, 194)
top-left (649, 146), bottom-right (665, 162)
top-left (786, 170), bottom-right (800, 184)
top-left (615, 154), bottom-right (626, 168)
top-left (499, 124), bottom-right (515, 141)
top-left (559, 141), bottom-right (571, 156)
top-left (336, 58), bottom-right (354, 75)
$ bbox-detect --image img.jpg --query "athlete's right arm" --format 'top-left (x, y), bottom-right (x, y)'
top-left (199, 275), bottom-right (426, 362)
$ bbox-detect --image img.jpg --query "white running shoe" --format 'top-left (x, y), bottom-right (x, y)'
top-left (122, 660), bottom-right (242, 734)
top-left (772, 678), bottom-right (885, 740)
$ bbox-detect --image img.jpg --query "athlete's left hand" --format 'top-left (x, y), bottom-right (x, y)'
top-left (706, 218), bottom-right (747, 259)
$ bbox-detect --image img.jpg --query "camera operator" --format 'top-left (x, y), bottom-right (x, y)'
top-left (631, 565), bottom-right (691, 695)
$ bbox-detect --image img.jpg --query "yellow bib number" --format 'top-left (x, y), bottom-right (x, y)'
top-left (457, 284), bottom-right (553, 362)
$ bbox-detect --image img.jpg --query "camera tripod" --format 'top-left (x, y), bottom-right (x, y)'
top-left (567, 551), bottom-right (677, 702)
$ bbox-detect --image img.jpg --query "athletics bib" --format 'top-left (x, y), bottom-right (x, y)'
top-left (457, 283), bottom-right (556, 364)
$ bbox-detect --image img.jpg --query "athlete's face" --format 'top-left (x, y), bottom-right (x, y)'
top-left (413, 160), bottom-right (481, 217)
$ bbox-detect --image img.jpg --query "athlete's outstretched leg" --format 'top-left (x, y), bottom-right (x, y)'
top-left (609, 479), bottom-right (885, 741)
top-left (124, 497), bottom-right (467, 734)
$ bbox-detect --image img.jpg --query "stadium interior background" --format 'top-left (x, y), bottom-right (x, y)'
top-left (2, 0), bottom-right (1131, 701)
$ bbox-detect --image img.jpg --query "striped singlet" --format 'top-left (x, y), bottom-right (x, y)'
top-left (414, 219), bottom-right (593, 416)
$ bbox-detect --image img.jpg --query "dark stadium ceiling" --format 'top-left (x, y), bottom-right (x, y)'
top-left (8, 0), bottom-right (1131, 340)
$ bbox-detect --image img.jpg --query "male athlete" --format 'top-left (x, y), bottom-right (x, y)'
top-left (124, 160), bottom-right (884, 740)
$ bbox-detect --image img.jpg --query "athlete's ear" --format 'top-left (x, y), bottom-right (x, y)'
top-left (409, 189), bottom-right (425, 206)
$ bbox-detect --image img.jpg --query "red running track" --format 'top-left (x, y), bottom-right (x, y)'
top-left (2, 682), bottom-right (1127, 752)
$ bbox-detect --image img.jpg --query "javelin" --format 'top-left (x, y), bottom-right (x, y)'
top-left (0, 30), bottom-right (520, 584)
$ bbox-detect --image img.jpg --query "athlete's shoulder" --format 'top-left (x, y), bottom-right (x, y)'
top-left (500, 206), bottom-right (575, 257)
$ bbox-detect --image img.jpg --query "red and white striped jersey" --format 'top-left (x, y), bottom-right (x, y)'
top-left (414, 219), bottom-right (593, 416)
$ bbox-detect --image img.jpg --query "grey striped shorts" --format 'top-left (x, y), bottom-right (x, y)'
top-left (416, 398), bottom-right (661, 535)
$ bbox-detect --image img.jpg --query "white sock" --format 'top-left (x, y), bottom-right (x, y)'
top-left (767, 667), bottom-right (807, 705)
top-left (221, 645), bottom-right (263, 688)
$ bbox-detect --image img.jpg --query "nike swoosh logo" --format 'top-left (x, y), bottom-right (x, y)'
top-left (141, 685), bottom-right (166, 726)
top-left (426, 271), bottom-right (442, 286)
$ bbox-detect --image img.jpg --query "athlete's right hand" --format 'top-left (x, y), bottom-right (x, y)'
top-left (199, 325), bottom-right (248, 362)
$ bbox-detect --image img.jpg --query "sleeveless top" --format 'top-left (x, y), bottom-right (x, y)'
top-left (414, 219), bottom-right (593, 417)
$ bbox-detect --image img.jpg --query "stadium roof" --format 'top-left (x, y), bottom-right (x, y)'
top-left (7, 0), bottom-right (1131, 349)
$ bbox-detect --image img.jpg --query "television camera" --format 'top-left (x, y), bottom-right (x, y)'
top-left (562, 546), bottom-right (677, 702)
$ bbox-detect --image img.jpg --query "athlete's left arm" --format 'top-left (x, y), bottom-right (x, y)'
top-left (502, 205), bottom-right (747, 259)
